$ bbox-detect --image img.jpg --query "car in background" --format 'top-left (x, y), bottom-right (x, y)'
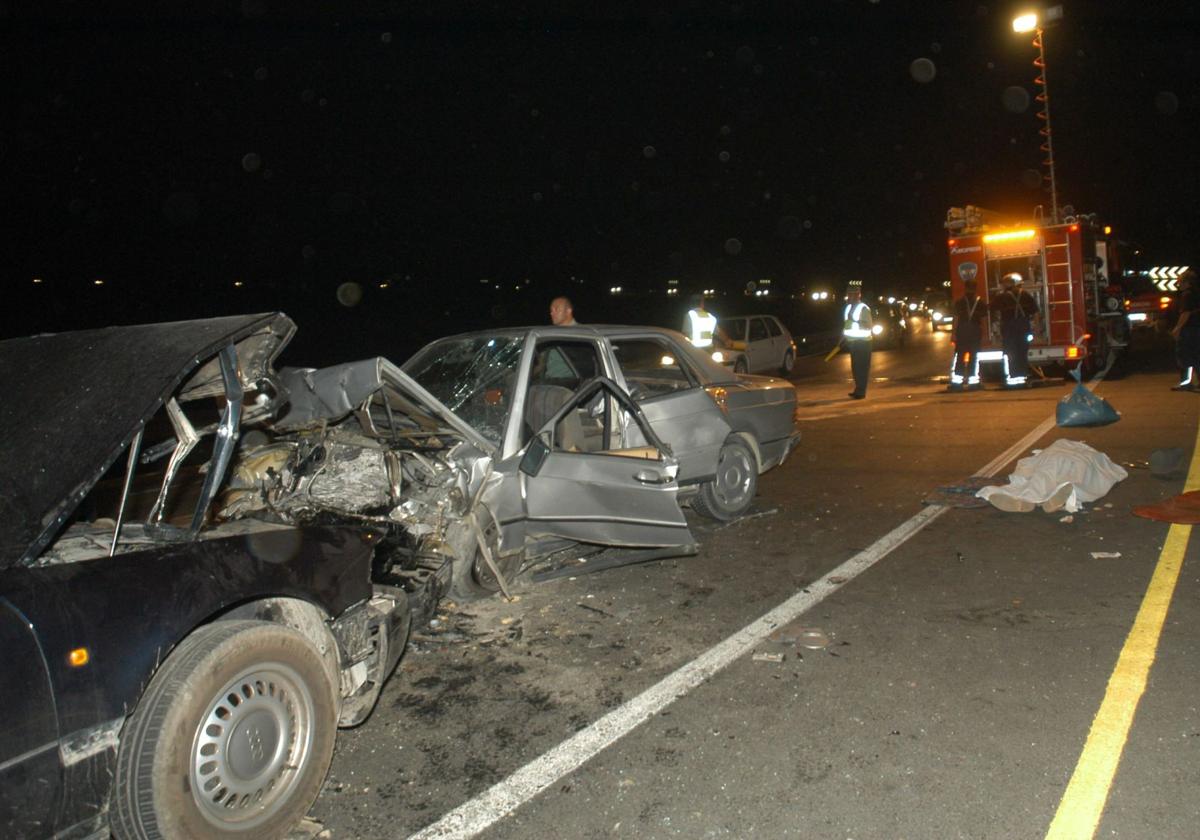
top-left (0, 314), bottom-right (411, 840)
top-left (924, 295), bottom-right (955, 332)
top-left (871, 302), bottom-right (910, 349)
top-left (1121, 273), bottom-right (1175, 331)
top-left (712, 315), bottom-right (798, 376)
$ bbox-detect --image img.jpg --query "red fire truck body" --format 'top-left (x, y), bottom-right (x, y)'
top-left (944, 206), bottom-right (1128, 375)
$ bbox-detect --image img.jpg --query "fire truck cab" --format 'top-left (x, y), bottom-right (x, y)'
top-left (945, 205), bottom-right (1129, 377)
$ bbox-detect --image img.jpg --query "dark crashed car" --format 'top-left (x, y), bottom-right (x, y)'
top-left (0, 314), bottom-right (412, 840)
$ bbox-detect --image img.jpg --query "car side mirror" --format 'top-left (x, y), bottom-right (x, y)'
top-left (520, 433), bottom-right (550, 477)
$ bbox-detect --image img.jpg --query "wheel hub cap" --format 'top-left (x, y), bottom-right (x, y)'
top-left (191, 664), bottom-right (314, 829)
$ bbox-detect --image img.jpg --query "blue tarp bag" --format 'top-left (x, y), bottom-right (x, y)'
top-left (1056, 368), bottom-right (1119, 427)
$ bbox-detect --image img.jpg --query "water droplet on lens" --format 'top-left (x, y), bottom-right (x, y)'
top-left (643, 145), bottom-right (656, 159)
top-left (1155, 91), bottom-right (1179, 115)
top-left (909, 58), bottom-right (936, 84)
top-left (736, 45), bottom-right (755, 64)
top-left (532, 192), bottom-right (544, 202)
top-left (336, 282), bottom-right (363, 307)
top-left (241, 152), bottom-right (262, 173)
top-left (253, 66), bottom-right (268, 81)
top-left (724, 237), bottom-right (743, 255)
top-left (381, 32), bottom-right (392, 44)
top-left (1020, 169), bottom-right (1042, 189)
top-left (301, 244), bottom-right (316, 261)
top-left (1002, 86), bottom-right (1030, 113)
top-left (718, 150), bottom-right (730, 163)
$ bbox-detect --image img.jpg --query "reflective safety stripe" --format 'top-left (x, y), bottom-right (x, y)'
top-left (977, 350), bottom-right (1005, 361)
top-left (1002, 354), bottom-right (1027, 385)
top-left (1181, 367), bottom-right (1194, 387)
top-left (843, 302), bottom-right (872, 339)
top-left (686, 310), bottom-right (717, 348)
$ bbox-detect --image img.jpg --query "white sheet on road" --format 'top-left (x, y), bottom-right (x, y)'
top-left (976, 439), bottom-right (1129, 513)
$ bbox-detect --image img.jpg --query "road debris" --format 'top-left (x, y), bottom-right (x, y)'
top-left (798, 628), bottom-right (830, 650)
top-left (1059, 515), bottom-right (1074, 523)
top-left (1090, 551), bottom-right (1122, 559)
top-left (752, 651), bottom-right (785, 663)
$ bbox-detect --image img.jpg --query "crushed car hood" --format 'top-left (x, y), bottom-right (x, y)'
top-left (0, 313), bottom-right (295, 567)
top-left (274, 357), bottom-right (494, 452)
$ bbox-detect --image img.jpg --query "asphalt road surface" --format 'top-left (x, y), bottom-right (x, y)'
top-left (310, 319), bottom-right (1200, 840)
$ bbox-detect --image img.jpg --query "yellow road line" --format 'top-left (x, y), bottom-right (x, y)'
top-left (1045, 421), bottom-right (1200, 839)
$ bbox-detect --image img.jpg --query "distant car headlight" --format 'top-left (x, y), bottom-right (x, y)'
top-left (899, 319), bottom-right (907, 328)
top-left (710, 350), bottom-right (725, 363)
top-left (871, 324), bottom-right (883, 335)
top-left (931, 311), bottom-right (943, 322)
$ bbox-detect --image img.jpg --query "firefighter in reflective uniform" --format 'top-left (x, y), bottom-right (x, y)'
top-left (842, 280), bottom-right (873, 399)
top-left (683, 294), bottom-right (717, 348)
top-left (949, 277), bottom-right (987, 391)
top-left (994, 272), bottom-right (1039, 387)
top-left (1171, 269), bottom-right (1200, 391)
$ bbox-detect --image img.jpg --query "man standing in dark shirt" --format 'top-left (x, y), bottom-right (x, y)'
top-left (1171, 269), bottom-right (1200, 391)
top-left (994, 272), bottom-right (1040, 387)
top-left (949, 277), bottom-right (987, 391)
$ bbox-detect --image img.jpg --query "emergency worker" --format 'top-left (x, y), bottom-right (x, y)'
top-left (1170, 269), bottom-right (1200, 391)
top-left (949, 277), bottom-right (987, 391)
top-left (683, 294), bottom-right (717, 348)
top-left (994, 272), bottom-right (1039, 387)
top-left (842, 280), bottom-right (873, 399)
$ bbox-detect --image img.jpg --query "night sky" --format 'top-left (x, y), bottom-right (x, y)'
top-left (5, 2), bottom-right (1198, 363)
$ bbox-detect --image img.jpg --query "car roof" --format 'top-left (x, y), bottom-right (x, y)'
top-left (0, 312), bottom-right (295, 566)
top-left (404, 324), bottom-right (737, 384)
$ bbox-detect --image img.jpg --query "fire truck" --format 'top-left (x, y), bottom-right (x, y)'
top-left (944, 205), bottom-right (1130, 377)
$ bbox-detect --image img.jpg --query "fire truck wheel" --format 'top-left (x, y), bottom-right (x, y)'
top-left (733, 358), bottom-right (748, 374)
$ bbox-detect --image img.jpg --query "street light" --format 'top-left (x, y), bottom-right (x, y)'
top-left (1012, 6), bottom-right (1064, 222)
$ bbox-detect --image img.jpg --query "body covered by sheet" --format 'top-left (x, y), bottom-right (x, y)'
top-left (976, 439), bottom-right (1128, 513)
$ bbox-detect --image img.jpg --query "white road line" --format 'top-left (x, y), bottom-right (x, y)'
top-left (404, 382), bottom-right (1084, 840)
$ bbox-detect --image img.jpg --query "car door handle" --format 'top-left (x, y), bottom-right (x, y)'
top-left (634, 470), bottom-right (672, 485)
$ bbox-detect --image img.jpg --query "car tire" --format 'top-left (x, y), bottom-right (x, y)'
top-left (733, 357), bottom-right (748, 374)
top-left (449, 505), bottom-right (522, 601)
top-left (692, 438), bottom-right (757, 521)
top-left (111, 620), bottom-right (337, 840)
top-left (778, 350), bottom-right (794, 377)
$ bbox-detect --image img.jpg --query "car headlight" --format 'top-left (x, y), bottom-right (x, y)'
top-left (871, 324), bottom-right (883, 335)
top-left (711, 350), bottom-right (725, 363)
top-left (931, 311), bottom-right (943, 322)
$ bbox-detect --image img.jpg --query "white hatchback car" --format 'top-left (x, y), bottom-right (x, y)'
top-left (713, 315), bottom-right (798, 376)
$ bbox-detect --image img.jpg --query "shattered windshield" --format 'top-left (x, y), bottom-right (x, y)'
top-left (405, 335), bottom-right (525, 446)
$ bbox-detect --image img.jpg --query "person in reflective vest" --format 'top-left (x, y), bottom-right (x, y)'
top-left (994, 272), bottom-right (1039, 387)
top-left (949, 277), bottom-right (988, 391)
top-left (683, 295), bottom-right (717, 348)
top-left (1171, 269), bottom-right (1200, 391)
top-left (842, 280), bottom-right (873, 399)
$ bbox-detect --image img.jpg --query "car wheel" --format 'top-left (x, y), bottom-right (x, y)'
top-left (692, 438), bottom-right (757, 521)
top-left (733, 357), bottom-right (748, 374)
top-left (111, 620), bottom-right (337, 840)
top-left (449, 505), bottom-right (522, 600)
top-left (779, 350), bottom-right (794, 377)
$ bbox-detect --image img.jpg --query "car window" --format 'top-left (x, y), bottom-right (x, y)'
top-left (532, 339), bottom-right (600, 389)
top-left (765, 318), bottom-right (783, 337)
top-left (717, 318), bottom-right (747, 342)
top-left (405, 335), bottom-right (525, 446)
top-left (610, 338), bottom-right (697, 399)
top-left (749, 318), bottom-right (769, 341)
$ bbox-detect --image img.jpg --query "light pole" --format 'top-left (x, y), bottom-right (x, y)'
top-left (1013, 8), bottom-right (1064, 223)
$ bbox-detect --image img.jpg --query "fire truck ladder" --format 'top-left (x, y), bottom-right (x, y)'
top-left (1044, 235), bottom-right (1077, 345)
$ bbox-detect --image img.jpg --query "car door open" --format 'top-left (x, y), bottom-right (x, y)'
top-left (518, 377), bottom-right (693, 548)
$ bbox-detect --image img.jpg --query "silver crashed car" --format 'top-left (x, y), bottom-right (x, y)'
top-left (227, 324), bottom-right (799, 600)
